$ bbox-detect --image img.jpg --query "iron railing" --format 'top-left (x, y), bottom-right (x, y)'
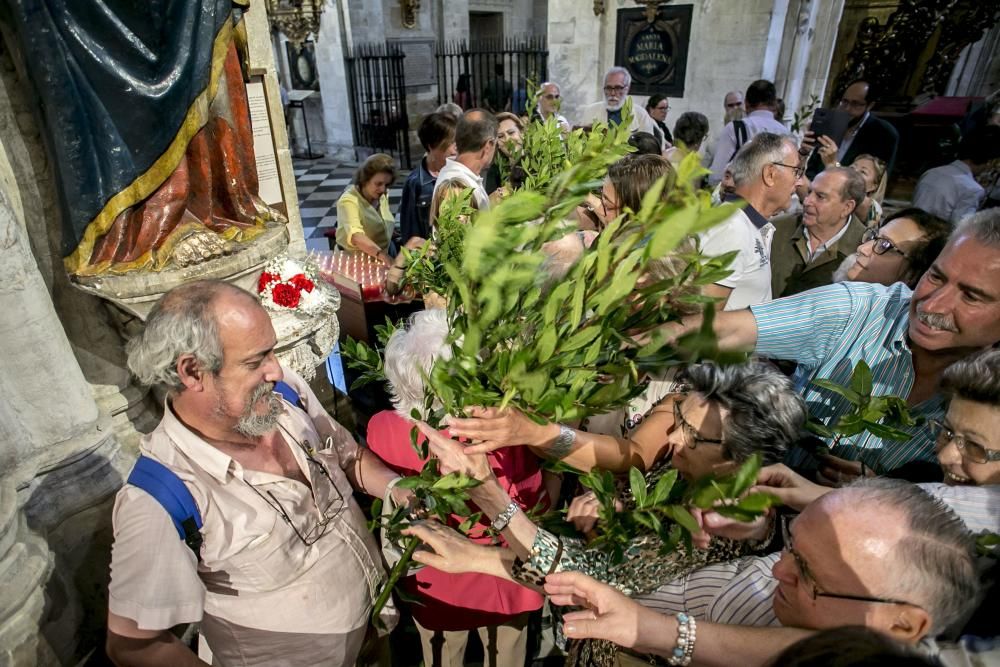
top-left (435, 36), bottom-right (548, 115)
top-left (345, 42), bottom-right (412, 169)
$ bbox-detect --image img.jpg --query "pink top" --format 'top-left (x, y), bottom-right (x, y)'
top-left (366, 410), bottom-right (546, 631)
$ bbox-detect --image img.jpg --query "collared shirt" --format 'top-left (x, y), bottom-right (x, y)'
top-left (750, 282), bottom-right (944, 471)
top-left (802, 219), bottom-right (853, 262)
top-left (433, 157), bottom-right (490, 211)
top-left (708, 109), bottom-right (790, 185)
top-left (912, 160), bottom-right (986, 224)
top-left (838, 111), bottom-right (869, 161)
top-left (634, 484), bottom-right (999, 625)
top-left (399, 155), bottom-right (437, 243)
top-left (698, 207), bottom-right (773, 311)
top-left (108, 367), bottom-right (384, 665)
top-left (335, 185), bottom-right (395, 253)
top-left (576, 100), bottom-right (664, 151)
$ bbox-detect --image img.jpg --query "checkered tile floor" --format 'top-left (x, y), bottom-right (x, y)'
top-left (293, 157), bottom-right (409, 253)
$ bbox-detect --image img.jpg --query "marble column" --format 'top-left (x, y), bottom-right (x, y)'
top-left (314, 0), bottom-right (358, 161)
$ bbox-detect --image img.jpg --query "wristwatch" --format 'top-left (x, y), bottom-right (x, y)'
top-left (490, 501), bottom-right (521, 532)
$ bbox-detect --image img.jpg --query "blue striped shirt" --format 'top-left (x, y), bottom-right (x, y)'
top-left (749, 281), bottom-right (944, 472)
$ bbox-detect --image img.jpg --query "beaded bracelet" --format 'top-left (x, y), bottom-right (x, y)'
top-left (666, 612), bottom-right (697, 666)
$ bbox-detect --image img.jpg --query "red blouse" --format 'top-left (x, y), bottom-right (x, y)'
top-left (366, 410), bottom-right (546, 631)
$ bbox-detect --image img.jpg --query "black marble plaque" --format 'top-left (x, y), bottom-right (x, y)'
top-left (615, 4), bottom-right (693, 96)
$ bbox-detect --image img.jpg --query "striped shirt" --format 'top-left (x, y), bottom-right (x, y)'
top-left (750, 281), bottom-right (944, 472)
top-left (634, 484), bottom-right (998, 626)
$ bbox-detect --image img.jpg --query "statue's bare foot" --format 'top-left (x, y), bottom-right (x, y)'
top-left (171, 230), bottom-right (233, 268)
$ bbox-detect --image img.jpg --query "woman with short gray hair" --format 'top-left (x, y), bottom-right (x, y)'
top-left (365, 308), bottom-right (548, 667)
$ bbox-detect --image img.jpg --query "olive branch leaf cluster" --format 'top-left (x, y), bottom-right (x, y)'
top-left (807, 360), bottom-right (920, 473)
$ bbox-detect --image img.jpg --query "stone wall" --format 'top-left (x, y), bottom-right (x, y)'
top-left (0, 1), bottom-right (302, 661)
top-left (548, 0), bottom-right (843, 146)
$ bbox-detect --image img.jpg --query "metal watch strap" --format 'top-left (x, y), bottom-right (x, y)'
top-left (490, 501), bottom-right (520, 532)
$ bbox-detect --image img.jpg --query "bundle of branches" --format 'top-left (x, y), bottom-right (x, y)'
top-left (418, 149), bottom-right (741, 427)
top-left (350, 109), bottom-right (761, 625)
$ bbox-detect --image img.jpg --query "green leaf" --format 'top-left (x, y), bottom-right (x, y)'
top-left (663, 505), bottom-right (701, 535)
top-left (811, 378), bottom-right (862, 404)
top-left (629, 467), bottom-right (648, 508)
top-left (862, 421), bottom-right (913, 442)
top-left (562, 326), bottom-right (603, 353)
top-left (850, 360), bottom-right (874, 397)
top-left (431, 472), bottom-right (482, 491)
top-left (650, 469), bottom-right (678, 505)
top-left (734, 492), bottom-right (778, 512)
top-left (730, 453), bottom-right (762, 498)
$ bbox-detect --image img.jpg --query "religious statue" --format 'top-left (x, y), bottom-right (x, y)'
top-left (3, 0), bottom-right (287, 278)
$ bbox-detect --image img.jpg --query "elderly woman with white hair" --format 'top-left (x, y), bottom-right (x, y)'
top-left (365, 308), bottom-right (549, 667)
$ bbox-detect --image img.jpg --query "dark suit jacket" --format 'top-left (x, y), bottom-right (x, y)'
top-left (770, 213), bottom-right (867, 298)
top-left (807, 113), bottom-right (900, 179)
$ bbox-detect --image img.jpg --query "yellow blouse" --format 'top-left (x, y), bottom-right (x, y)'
top-left (335, 185), bottom-right (394, 253)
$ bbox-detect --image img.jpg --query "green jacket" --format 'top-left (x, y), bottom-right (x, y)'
top-left (770, 214), bottom-right (867, 298)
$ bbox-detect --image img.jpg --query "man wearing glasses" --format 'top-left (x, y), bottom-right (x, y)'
top-left (541, 478), bottom-right (979, 666)
top-left (576, 67), bottom-right (663, 151)
top-left (677, 208), bottom-right (1000, 475)
top-left (769, 167), bottom-right (867, 298)
top-left (699, 132), bottom-right (804, 311)
top-left (532, 81), bottom-right (571, 134)
top-left (804, 80), bottom-right (899, 180)
top-left (106, 281), bottom-right (410, 666)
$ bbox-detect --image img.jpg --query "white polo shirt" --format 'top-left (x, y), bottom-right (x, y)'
top-left (698, 207), bottom-right (773, 310)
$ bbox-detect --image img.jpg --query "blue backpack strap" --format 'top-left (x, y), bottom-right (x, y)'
top-left (274, 380), bottom-right (304, 410)
top-left (127, 456), bottom-right (204, 560)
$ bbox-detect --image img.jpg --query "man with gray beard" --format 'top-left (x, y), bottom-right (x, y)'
top-left (106, 280), bottom-right (410, 667)
top-left (667, 208), bottom-right (1000, 477)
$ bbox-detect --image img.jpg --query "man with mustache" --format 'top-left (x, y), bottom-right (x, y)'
top-left (106, 280), bottom-right (408, 666)
top-left (669, 208), bottom-right (1000, 475)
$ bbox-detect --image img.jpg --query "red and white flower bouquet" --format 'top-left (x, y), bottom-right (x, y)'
top-left (257, 255), bottom-right (335, 316)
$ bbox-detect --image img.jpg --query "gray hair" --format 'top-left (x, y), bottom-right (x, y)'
top-left (383, 308), bottom-right (452, 418)
top-left (677, 361), bottom-right (806, 465)
top-left (941, 348), bottom-right (1000, 407)
top-left (729, 132), bottom-right (795, 187)
top-left (435, 102), bottom-right (463, 120)
top-left (843, 478), bottom-right (979, 634)
top-left (538, 81), bottom-right (561, 95)
top-left (954, 207), bottom-right (1000, 246)
top-left (125, 280), bottom-right (253, 393)
top-left (821, 166), bottom-right (866, 210)
top-left (605, 66), bottom-right (632, 88)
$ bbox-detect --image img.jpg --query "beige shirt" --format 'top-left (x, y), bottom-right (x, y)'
top-left (108, 367), bottom-right (384, 660)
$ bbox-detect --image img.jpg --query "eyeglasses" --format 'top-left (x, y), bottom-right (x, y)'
top-left (726, 102), bottom-right (744, 109)
top-left (241, 426), bottom-right (346, 546)
top-left (771, 161), bottom-right (806, 179)
top-left (543, 93), bottom-right (560, 100)
top-left (781, 516), bottom-right (922, 607)
top-left (861, 228), bottom-right (908, 258)
top-left (672, 395), bottom-right (724, 449)
top-left (604, 85), bottom-right (627, 94)
top-left (838, 98), bottom-right (868, 110)
top-left (929, 419), bottom-right (1000, 464)
top-left (601, 190), bottom-right (620, 214)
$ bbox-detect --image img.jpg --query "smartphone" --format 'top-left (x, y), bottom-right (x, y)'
top-left (809, 108), bottom-right (851, 145)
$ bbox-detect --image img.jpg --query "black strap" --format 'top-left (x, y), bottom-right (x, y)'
top-left (730, 120), bottom-right (749, 160)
